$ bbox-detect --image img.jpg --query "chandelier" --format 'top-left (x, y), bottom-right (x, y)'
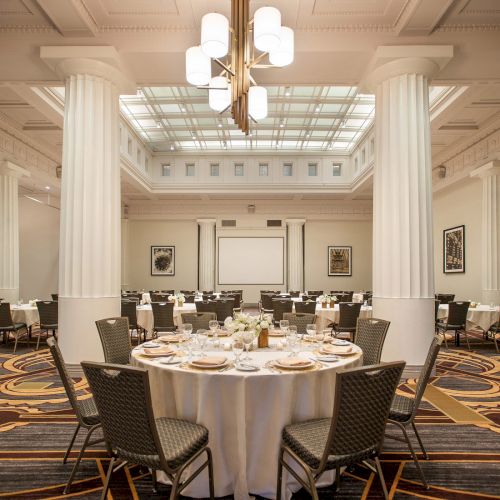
top-left (185, 1), bottom-right (294, 134)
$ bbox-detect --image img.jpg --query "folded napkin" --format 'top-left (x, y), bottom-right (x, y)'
top-left (159, 334), bottom-right (183, 342)
top-left (321, 345), bottom-right (353, 355)
top-left (194, 356), bottom-right (227, 366)
top-left (143, 347), bottom-right (175, 356)
top-left (278, 357), bottom-right (311, 367)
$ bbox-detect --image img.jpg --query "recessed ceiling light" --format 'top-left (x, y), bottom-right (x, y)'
top-left (156, 120), bottom-right (162, 128)
top-left (192, 134), bottom-right (196, 140)
top-left (305, 132), bottom-right (310, 138)
top-left (181, 105), bottom-right (186, 112)
top-left (45, 186), bottom-right (50, 190)
top-left (218, 123), bottom-right (222, 128)
top-left (284, 87), bottom-right (291, 97)
top-left (170, 145), bottom-right (175, 151)
top-left (315, 105), bottom-right (320, 112)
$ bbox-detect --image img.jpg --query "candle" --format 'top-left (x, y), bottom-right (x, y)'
top-left (223, 343), bottom-right (231, 351)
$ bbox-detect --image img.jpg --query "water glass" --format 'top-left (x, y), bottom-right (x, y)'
top-left (287, 333), bottom-right (299, 357)
top-left (279, 319), bottom-right (289, 334)
top-left (241, 330), bottom-right (255, 360)
top-left (209, 319), bottom-right (219, 346)
top-left (196, 329), bottom-right (208, 354)
top-left (184, 323), bottom-right (193, 336)
top-left (233, 339), bottom-right (244, 366)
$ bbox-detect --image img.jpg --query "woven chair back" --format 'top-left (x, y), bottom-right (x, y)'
top-left (354, 318), bottom-right (390, 366)
top-left (282, 313), bottom-right (316, 334)
top-left (121, 301), bottom-right (138, 327)
top-left (180, 290), bottom-right (196, 295)
top-left (202, 294), bottom-right (216, 301)
top-left (338, 302), bottom-right (362, 329)
top-left (307, 290), bottom-right (324, 296)
top-left (51, 293), bottom-right (59, 301)
top-left (181, 312), bottom-right (217, 331)
top-left (36, 301), bottom-right (58, 327)
top-left (294, 300), bottom-right (316, 314)
top-left (195, 300), bottom-right (217, 314)
top-left (220, 294), bottom-right (240, 308)
top-left (288, 290), bottom-right (301, 298)
top-left (272, 299), bottom-right (293, 322)
top-left (447, 301), bottom-right (470, 327)
top-left (184, 294), bottom-right (196, 303)
top-left (95, 317), bottom-right (132, 365)
top-left (0, 303), bottom-right (14, 329)
top-left (362, 292), bottom-right (372, 302)
top-left (437, 293), bottom-right (455, 304)
top-left (261, 293), bottom-right (277, 310)
top-left (151, 302), bottom-right (175, 330)
top-left (302, 294), bottom-right (319, 302)
top-left (215, 299), bottom-right (235, 322)
top-left (151, 293), bottom-right (170, 302)
top-left (434, 300), bottom-right (440, 321)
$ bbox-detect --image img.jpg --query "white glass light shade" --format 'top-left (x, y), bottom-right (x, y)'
top-left (201, 13), bottom-right (229, 58)
top-left (248, 86), bottom-right (268, 120)
top-left (253, 7), bottom-right (281, 53)
top-left (185, 46), bottom-right (211, 86)
top-left (209, 77), bottom-right (231, 112)
top-left (269, 26), bottom-right (294, 67)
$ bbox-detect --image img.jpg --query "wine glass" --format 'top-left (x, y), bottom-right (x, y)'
top-left (279, 319), bottom-right (289, 334)
top-left (287, 332), bottom-right (299, 357)
top-left (209, 319), bottom-right (219, 347)
top-left (306, 323), bottom-right (317, 345)
top-left (241, 329), bottom-right (255, 360)
top-left (184, 323), bottom-right (193, 336)
top-left (233, 339), bottom-right (244, 366)
top-left (196, 329), bottom-right (208, 355)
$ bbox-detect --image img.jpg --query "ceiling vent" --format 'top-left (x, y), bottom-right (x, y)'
top-left (221, 219), bottom-right (237, 227)
top-left (267, 219), bottom-right (282, 227)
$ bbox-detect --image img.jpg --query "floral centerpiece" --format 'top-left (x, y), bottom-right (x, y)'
top-left (224, 312), bottom-right (257, 336)
top-left (168, 293), bottom-right (185, 305)
top-left (318, 294), bottom-right (330, 308)
top-left (254, 315), bottom-right (271, 348)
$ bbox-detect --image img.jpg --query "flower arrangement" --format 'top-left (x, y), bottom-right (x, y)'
top-left (318, 294), bottom-right (331, 303)
top-left (254, 315), bottom-right (271, 333)
top-left (224, 312), bottom-right (257, 335)
top-left (176, 292), bottom-right (185, 304)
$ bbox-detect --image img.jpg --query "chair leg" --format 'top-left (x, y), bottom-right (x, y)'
top-left (206, 447), bottom-right (215, 500)
top-left (411, 421), bottom-right (429, 460)
top-left (463, 329), bottom-right (471, 350)
top-left (35, 329), bottom-right (44, 350)
top-left (335, 465), bottom-right (341, 492)
top-left (374, 457), bottom-right (389, 500)
top-left (13, 330), bottom-right (20, 353)
top-left (64, 424), bottom-right (100, 494)
top-left (494, 334), bottom-right (499, 353)
top-left (276, 446), bottom-right (284, 500)
top-left (399, 423), bottom-right (428, 489)
top-left (100, 456), bottom-right (116, 500)
top-left (151, 469), bottom-right (158, 494)
top-left (169, 471), bottom-right (181, 500)
top-left (63, 424), bottom-right (81, 464)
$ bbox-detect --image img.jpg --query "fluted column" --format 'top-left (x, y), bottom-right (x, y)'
top-left (286, 219), bottom-right (305, 291)
top-left (41, 48), bottom-right (134, 367)
top-left (365, 47), bottom-right (452, 374)
top-left (471, 161), bottom-right (500, 304)
top-left (0, 161), bottom-right (30, 303)
top-left (198, 219), bottom-right (216, 291)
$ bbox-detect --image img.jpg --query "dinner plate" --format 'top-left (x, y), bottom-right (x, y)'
top-left (141, 349), bottom-right (176, 358)
top-left (190, 358), bottom-right (228, 369)
top-left (236, 363), bottom-right (259, 372)
top-left (332, 339), bottom-right (350, 346)
top-left (158, 335), bottom-right (184, 343)
top-left (207, 330), bottom-right (230, 337)
top-left (320, 346), bottom-right (355, 356)
top-left (143, 342), bottom-right (161, 348)
top-left (268, 330), bottom-right (285, 337)
top-left (315, 355), bottom-right (339, 363)
top-left (274, 358), bottom-right (314, 370)
top-left (158, 356), bottom-right (184, 365)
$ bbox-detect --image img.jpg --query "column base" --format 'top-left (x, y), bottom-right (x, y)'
top-left (0, 288), bottom-right (19, 303)
top-left (59, 296), bottom-right (120, 373)
top-left (372, 297), bottom-right (435, 377)
top-left (482, 290), bottom-right (500, 306)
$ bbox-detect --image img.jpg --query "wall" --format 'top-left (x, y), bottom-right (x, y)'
top-left (19, 196), bottom-right (59, 300)
top-left (126, 219), bottom-right (198, 292)
top-left (304, 220), bottom-right (373, 293)
top-left (433, 177), bottom-right (482, 300)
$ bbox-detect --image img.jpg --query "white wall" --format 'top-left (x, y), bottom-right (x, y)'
top-left (433, 177), bottom-right (482, 301)
top-left (304, 220), bottom-right (373, 293)
top-left (19, 197), bottom-right (59, 300)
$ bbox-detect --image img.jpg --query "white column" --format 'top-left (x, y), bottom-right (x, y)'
top-left (471, 161), bottom-right (500, 305)
top-left (286, 219), bottom-right (305, 291)
top-left (365, 46), bottom-right (452, 374)
top-left (41, 48), bottom-right (134, 368)
top-left (0, 161), bottom-right (30, 303)
top-left (198, 219), bottom-right (216, 291)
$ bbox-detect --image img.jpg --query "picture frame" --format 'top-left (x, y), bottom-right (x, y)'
top-left (328, 246), bottom-right (352, 276)
top-left (151, 246), bottom-right (175, 276)
top-left (443, 225), bottom-right (465, 273)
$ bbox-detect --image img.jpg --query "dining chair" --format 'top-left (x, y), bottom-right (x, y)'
top-left (181, 312), bottom-right (217, 331)
top-left (51, 293), bottom-right (59, 301)
top-left (489, 316), bottom-right (500, 352)
top-left (282, 312), bottom-right (316, 334)
top-left (183, 294), bottom-right (196, 303)
top-left (301, 294), bottom-right (319, 302)
top-left (220, 293), bottom-right (241, 312)
top-left (354, 318), bottom-right (390, 366)
top-left (288, 290), bottom-right (301, 298)
top-left (161, 289), bottom-right (175, 295)
top-left (434, 299), bottom-right (440, 333)
top-left (202, 293), bottom-right (217, 301)
top-left (180, 290), bottom-right (196, 295)
top-left (95, 317), bottom-right (132, 365)
top-left (0, 302), bottom-right (28, 353)
top-left (151, 302), bottom-right (176, 336)
top-left (294, 300), bottom-right (316, 314)
top-left (201, 290), bottom-right (214, 295)
top-left (121, 300), bottom-right (143, 344)
top-left (151, 293), bottom-right (170, 302)
top-left (331, 302), bottom-right (362, 340)
top-left (436, 293), bottom-right (455, 304)
top-left (260, 293), bottom-right (277, 315)
top-left (196, 300), bottom-right (217, 314)
top-left (385, 336), bottom-right (442, 489)
top-left (215, 298), bottom-right (235, 323)
top-left (46, 338), bottom-right (103, 494)
top-left (81, 361), bottom-right (215, 500)
top-left (35, 300), bottom-right (58, 349)
top-left (276, 361), bottom-right (406, 500)
top-left (272, 299), bottom-right (293, 325)
top-left (307, 290), bottom-right (324, 296)
top-left (436, 301), bottom-right (470, 348)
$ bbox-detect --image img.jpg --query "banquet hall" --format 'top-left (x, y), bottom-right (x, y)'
top-left (0, 1), bottom-right (499, 499)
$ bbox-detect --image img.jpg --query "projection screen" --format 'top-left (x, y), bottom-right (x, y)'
top-left (218, 237), bottom-right (284, 285)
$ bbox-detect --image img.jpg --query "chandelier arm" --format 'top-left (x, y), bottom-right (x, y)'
top-left (249, 74), bottom-right (257, 86)
top-left (214, 58), bottom-right (235, 76)
top-left (247, 51), bottom-right (268, 69)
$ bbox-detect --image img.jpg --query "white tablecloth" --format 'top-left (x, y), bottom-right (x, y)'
top-left (314, 304), bottom-right (373, 332)
top-left (438, 304), bottom-right (499, 331)
top-left (132, 341), bottom-right (362, 499)
top-left (136, 303), bottom-right (197, 333)
top-left (10, 305), bottom-right (39, 328)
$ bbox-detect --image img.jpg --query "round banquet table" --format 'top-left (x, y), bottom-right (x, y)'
top-left (437, 304), bottom-right (499, 331)
top-left (131, 338), bottom-right (363, 499)
top-left (10, 304), bottom-right (39, 329)
top-left (136, 303), bottom-right (197, 334)
top-left (313, 304), bottom-right (372, 332)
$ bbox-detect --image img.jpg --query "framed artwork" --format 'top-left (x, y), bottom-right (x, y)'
top-left (151, 246), bottom-right (175, 276)
top-left (443, 225), bottom-right (465, 273)
top-left (328, 246), bottom-right (352, 276)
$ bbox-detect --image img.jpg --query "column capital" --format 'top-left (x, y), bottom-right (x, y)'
top-left (285, 218), bottom-right (306, 226)
top-left (40, 46), bottom-right (136, 94)
top-left (470, 160), bottom-right (500, 179)
top-left (197, 218), bottom-right (217, 226)
top-left (360, 45), bottom-right (453, 93)
top-left (0, 160), bottom-right (30, 179)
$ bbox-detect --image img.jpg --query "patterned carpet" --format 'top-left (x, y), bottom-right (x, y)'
top-left (0, 329), bottom-right (499, 499)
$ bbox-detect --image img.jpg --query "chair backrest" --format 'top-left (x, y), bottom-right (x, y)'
top-left (181, 312), bottom-right (217, 330)
top-left (36, 301), bottom-right (58, 326)
top-left (215, 298), bottom-right (235, 322)
top-left (202, 294), bottom-right (216, 301)
top-left (46, 337), bottom-right (83, 421)
top-left (318, 361), bottom-right (405, 472)
top-left (354, 318), bottom-right (390, 366)
top-left (201, 290), bottom-right (213, 295)
top-left (51, 293), bottom-right (58, 301)
top-left (288, 290), bottom-right (301, 298)
top-left (183, 294), bottom-right (196, 303)
top-left (294, 300), bottom-right (316, 314)
top-left (307, 290), bottom-right (324, 296)
top-left (302, 294), bottom-right (319, 302)
top-left (95, 317), bottom-right (132, 365)
top-left (180, 290), bottom-right (196, 295)
top-left (342, 291), bottom-right (354, 302)
top-left (261, 293), bottom-right (277, 310)
top-left (434, 300), bottom-right (440, 321)
top-left (0, 303), bottom-right (14, 329)
top-left (330, 290), bottom-right (344, 295)
top-left (81, 362), bottom-right (167, 471)
top-left (220, 293), bottom-right (240, 308)
top-left (363, 292), bottom-right (372, 302)
top-left (151, 293), bottom-right (170, 302)
top-left (161, 290), bottom-right (175, 295)
top-left (367, 297), bottom-right (373, 306)
top-left (410, 337), bottom-right (442, 418)
top-left (447, 301), bottom-right (470, 327)
top-left (121, 300), bottom-right (138, 326)
top-left (282, 312), bottom-right (316, 334)
top-left (195, 300), bottom-right (217, 314)
top-left (272, 299), bottom-right (293, 322)
top-left (151, 302), bottom-right (175, 329)
top-left (338, 302), bottom-right (362, 329)
top-left (437, 293), bottom-right (455, 304)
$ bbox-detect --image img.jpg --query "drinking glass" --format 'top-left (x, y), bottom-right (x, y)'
top-left (196, 329), bottom-right (208, 354)
top-left (233, 339), bottom-right (244, 366)
top-left (184, 323), bottom-right (193, 336)
top-left (185, 337), bottom-right (196, 361)
top-left (241, 330), bottom-right (255, 360)
top-left (287, 333), bottom-right (299, 357)
top-left (279, 319), bottom-right (289, 334)
top-left (209, 319), bottom-right (219, 347)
